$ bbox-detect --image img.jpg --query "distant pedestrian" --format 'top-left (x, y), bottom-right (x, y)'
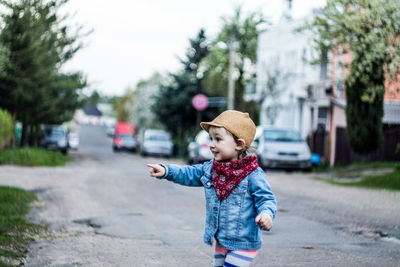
top-left (147, 110), bottom-right (277, 266)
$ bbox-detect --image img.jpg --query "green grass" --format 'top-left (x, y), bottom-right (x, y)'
top-left (0, 148), bottom-right (72, 167)
top-left (349, 161), bottom-right (400, 169)
top-left (0, 186), bottom-right (45, 266)
top-left (328, 166), bottom-right (400, 191)
top-left (317, 161), bottom-right (400, 191)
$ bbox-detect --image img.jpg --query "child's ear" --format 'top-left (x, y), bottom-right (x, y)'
top-left (236, 138), bottom-right (246, 151)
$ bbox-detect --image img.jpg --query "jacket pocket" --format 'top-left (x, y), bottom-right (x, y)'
top-left (226, 181), bottom-right (248, 205)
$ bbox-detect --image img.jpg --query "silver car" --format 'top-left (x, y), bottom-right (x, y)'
top-left (187, 130), bottom-right (213, 164)
top-left (253, 126), bottom-right (312, 171)
top-left (141, 129), bottom-right (174, 157)
top-left (40, 126), bottom-right (68, 154)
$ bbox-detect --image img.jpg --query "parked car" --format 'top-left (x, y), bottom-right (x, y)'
top-left (106, 125), bottom-right (115, 137)
top-left (68, 132), bottom-right (79, 150)
top-left (253, 126), bottom-right (312, 171)
top-left (40, 125), bottom-right (68, 154)
top-left (141, 129), bottom-right (173, 157)
top-left (113, 121), bottom-right (138, 152)
top-left (187, 130), bottom-right (213, 164)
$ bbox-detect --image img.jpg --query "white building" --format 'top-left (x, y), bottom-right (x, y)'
top-left (255, 8), bottom-right (330, 153)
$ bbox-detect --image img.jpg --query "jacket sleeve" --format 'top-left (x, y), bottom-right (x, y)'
top-left (249, 169), bottom-right (277, 220)
top-left (160, 163), bottom-right (205, 187)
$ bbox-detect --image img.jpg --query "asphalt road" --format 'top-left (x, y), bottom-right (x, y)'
top-left (0, 125), bottom-right (399, 266)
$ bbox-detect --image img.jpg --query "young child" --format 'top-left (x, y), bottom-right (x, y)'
top-left (147, 110), bottom-right (277, 267)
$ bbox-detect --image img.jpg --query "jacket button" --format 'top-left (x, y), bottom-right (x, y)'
top-left (207, 182), bottom-right (211, 186)
top-left (213, 207), bottom-right (218, 211)
top-left (234, 188), bottom-right (238, 192)
top-left (214, 223), bottom-right (217, 227)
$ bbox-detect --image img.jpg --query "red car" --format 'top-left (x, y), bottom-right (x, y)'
top-left (113, 122), bottom-right (138, 152)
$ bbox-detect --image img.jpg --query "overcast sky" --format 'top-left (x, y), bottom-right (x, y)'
top-left (62, 0), bottom-right (325, 96)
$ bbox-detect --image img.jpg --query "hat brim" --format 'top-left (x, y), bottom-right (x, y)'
top-left (200, 122), bottom-right (225, 132)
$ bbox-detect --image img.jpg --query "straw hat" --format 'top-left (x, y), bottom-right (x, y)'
top-left (200, 110), bottom-right (256, 146)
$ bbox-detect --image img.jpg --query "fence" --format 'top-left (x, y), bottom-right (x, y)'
top-left (335, 126), bottom-right (400, 165)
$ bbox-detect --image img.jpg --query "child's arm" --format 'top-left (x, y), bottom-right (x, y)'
top-left (249, 172), bottom-right (277, 230)
top-left (146, 163), bottom-right (205, 187)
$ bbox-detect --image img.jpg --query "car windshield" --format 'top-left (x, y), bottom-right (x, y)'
top-left (46, 128), bottom-right (65, 137)
top-left (119, 134), bottom-right (133, 140)
top-left (263, 129), bottom-right (303, 142)
top-left (146, 135), bottom-right (170, 142)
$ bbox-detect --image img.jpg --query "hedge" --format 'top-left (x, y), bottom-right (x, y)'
top-left (0, 109), bottom-right (14, 147)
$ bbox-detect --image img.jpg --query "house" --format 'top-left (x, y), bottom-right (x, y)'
top-left (255, 6), bottom-right (331, 160)
top-left (328, 46), bottom-right (400, 166)
top-left (74, 104), bottom-right (102, 125)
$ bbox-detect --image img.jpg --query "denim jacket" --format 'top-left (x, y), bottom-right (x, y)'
top-left (161, 160), bottom-right (277, 251)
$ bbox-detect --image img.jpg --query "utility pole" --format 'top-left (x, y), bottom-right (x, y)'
top-left (227, 29), bottom-right (237, 110)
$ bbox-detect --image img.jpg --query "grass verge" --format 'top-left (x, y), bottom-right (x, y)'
top-left (0, 148), bottom-right (72, 167)
top-left (317, 161), bottom-right (400, 191)
top-left (0, 186), bottom-right (45, 266)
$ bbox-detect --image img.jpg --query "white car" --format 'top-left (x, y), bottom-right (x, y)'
top-left (187, 130), bottom-right (213, 164)
top-left (253, 126), bottom-right (312, 171)
top-left (141, 129), bottom-right (174, 157)
top-left (68, 132), bottom-right (79, 150)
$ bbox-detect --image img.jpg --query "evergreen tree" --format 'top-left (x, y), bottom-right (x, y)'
top-left (180, 28), bottom-right (209, 78)
top-left (153, 73), bottom-right (198, 156)
top-left (346, 58), bottom-right (384, 153)
top-left (153, 29), bottom-right (210, 156)
top-left (0, 0), bottom-right (86, 146)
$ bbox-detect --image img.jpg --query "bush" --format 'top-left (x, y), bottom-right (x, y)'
top-left (0, 109), bottom-right (14, 148)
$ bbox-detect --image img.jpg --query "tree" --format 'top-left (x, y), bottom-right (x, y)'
top-left (308, 0), bottom-right (400, 154)
top-left (131, 72), bottom-right (165, 131)
top-left (203, 6), bottom-right (267, 120)
top-left (180, 28), bottom-right (209, 79)
top-left (153, 29), bottom-right (211, 156)
top-left (85, 90), bottom-right (102, 105)
top-left (153, 73), bottom-right (200, 156)
top-left (114, 89), bottom-right (134, 122)
top-left (0, 0), bottom-right (87, 146)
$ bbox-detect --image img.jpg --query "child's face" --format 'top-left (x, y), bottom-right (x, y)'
top-left (208, 126), bottom-right (242, 162)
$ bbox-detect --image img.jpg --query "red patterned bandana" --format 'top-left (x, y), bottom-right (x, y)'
top-left (212, 155), bottom-right (259, 201)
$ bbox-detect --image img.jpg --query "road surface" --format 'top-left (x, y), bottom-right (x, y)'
top-left (0, 125), bottom-right (399, 266)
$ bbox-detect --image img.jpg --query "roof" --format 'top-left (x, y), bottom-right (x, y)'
top-left (83, 104), bottom-right (102, 116)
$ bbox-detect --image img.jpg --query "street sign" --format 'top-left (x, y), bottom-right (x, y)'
top-left (192, 94), bottom-right (209, 111)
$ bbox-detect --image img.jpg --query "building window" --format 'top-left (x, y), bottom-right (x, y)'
top-left (317, 107), bottom-right (329, 132)
top-left (335, 61), bottom-right (344, 98)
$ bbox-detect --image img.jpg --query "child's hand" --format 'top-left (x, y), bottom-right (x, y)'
top-left (255, 213), bottom-right (273, 231)
top-left (146, 164), bottom-right (166, 178)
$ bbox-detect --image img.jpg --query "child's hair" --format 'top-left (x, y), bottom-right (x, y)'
top-left (232, 132), bottom-right (256, 157)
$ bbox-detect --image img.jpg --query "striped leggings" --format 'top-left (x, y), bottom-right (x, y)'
top-left (213, 245), bottom-right (258, 267)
